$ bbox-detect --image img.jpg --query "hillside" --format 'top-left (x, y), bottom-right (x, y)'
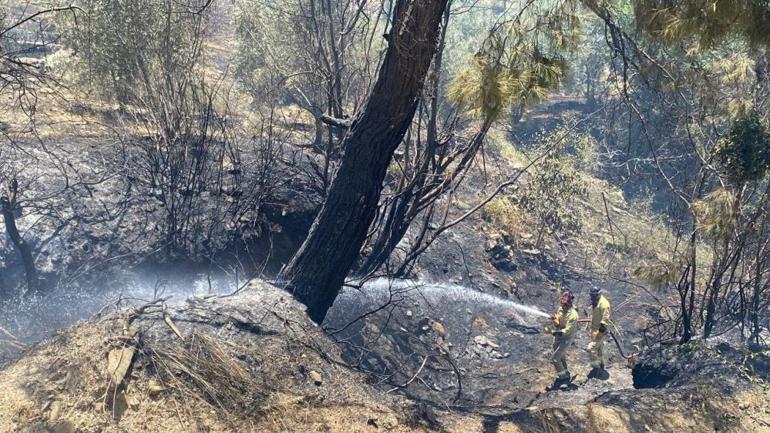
top-left (0, 281), bottom-right (417, 433)
top-left (0, 279), bottom-right (768, 433)
top-left (1, 119), bottom-right (768, 432)
top-left (1, 90), bottom-right (768, 432)
top-left (1, 0), bottom-right (770, 432)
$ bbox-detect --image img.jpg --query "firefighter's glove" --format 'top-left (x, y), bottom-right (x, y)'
top-left (552, 330), bottom-right (564, 337)
top-left (544, 326), bottom-right (553, 334)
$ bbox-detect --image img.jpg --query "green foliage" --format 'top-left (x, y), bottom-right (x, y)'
top-left (632, 0), bottom-right (770, 49)
top-left (56, 0), bottom-right (207, 103)
top-left (633, 257), bottom-right (684, 289)
top-left (706, 53), bottom-right (758, 118)
top-left (234, 0), bottom-right (299, 99)
top-left (447, 39), bottom-right (566, 121)
top-left (714, 113), bottom-right (770, 185)
top-left (234, 0), bottom-right (376, 114)
top-left (447, 1), bottom-right (582, 121)
top-left (517, 129), bottom-right (589, 240)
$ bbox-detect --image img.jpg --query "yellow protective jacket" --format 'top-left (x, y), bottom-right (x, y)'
top-left (552, 306), bottom-right (578, 341)
top-left (591, 295), bottom-right (611, 333)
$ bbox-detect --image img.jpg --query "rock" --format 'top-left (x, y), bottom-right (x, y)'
top-left (472, 317), bottom-right (489, 329)
top-left (491, 256), bottom-right (517, 272)
top-left (49, 401), bottom-right (62, 420)
top-left (147, 379), bottom-right (167, 396)
top-left (473, 335), bottom-right (499, 349)
top-left (716, 342), bottom-right (737, 356)
top-left (405, 309), bottom-right (413, 318)
top-left (107, 346), bottom-right (136, 388)
top-left (747, 351), bottom-right (770, 380)
top-left (432, 320), bottom-right (446, 336)
top-left (417, 319), bottom-right (447, 336)
top-left (309, 370), bottom-right (323, 386)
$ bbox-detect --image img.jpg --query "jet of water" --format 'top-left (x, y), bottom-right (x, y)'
top-left (347, 278), bottom-right (551, 319)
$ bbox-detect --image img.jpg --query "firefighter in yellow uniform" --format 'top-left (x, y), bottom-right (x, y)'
top-left (545, 290), bottom-right (578, 384)
top-left (587, 286), bottom-right (611, 377)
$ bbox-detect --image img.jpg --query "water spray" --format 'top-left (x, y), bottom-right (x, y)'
top-left (352, 278), bottom-right (552, 319)
top-left (508, 303), bottom-right (551, 319)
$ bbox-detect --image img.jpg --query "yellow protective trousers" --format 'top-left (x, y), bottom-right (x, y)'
top-left (587, 332), bottom-right (606, 368)
top-left (551, 337), bottom-right (571, 380)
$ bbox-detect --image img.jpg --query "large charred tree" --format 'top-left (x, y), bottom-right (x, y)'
top-left (279, 0), bottom-right (449, 323)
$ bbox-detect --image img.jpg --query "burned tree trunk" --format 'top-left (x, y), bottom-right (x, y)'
top-left (1, 188), bottom-right (38, 296)
top-left (279, 0), bottom-right (449, 323)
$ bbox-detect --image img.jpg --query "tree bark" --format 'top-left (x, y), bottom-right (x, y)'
top-left (278, 0), bottom-right (449, 323)
top-left (358, 2), bottom-right (453, 277)
top-left (1, 197), bottom-right (38, 296)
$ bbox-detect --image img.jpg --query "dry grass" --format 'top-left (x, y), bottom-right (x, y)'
top-left (0, 282), bottom-right (430, 433)
top-left (486, 127), bottom-right (527, 168)
top-left (482, 128), bottom-right (680, 280)
top-left (0, 85), bottom-right (114, 140)
top-left (566, 176), bottom-right (678, 276)
top-left (482, 196), bottom-right (523, 237)
top-left (145, 331), bottom-right (264, 417)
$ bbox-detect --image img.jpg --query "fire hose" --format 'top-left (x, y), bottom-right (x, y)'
top-left (575, 318), bottom-right (638, 361)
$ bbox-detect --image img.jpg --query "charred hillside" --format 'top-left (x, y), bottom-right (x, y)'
top-left (1, 0), bottom-right (770, 432)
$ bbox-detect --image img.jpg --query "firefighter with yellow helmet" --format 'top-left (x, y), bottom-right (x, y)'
top-left (587, 286), bottom-right (611, 378)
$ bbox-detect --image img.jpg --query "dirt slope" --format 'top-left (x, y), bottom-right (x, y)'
top-left (0, 281), bottom-right (422, 433)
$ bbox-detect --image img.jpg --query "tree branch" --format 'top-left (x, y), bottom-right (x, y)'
top-left (320, 114), bottom-right (353, 128)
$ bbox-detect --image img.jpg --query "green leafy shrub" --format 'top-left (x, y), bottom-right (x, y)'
top-left (713, 112), bottom-right (770, 185)
top-left (516, 131), bottom-right (589, 243)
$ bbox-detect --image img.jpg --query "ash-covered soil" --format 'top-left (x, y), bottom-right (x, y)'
top-left (0, 279), bottom-right (768, 433)
top-left (326, 278), bottom-right (636, 414)
top-left (0, 118), bottom-right (767, 431)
